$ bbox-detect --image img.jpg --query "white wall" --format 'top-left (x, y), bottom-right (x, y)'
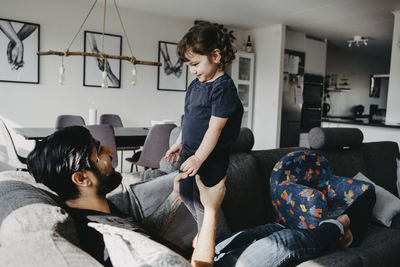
top-left (325, 45), bottom-right (390, 116)
top-left (0, 0), bottom-right (252, 171)
top-left (387, 11), bottom-right (400, 124)
top-left (251, 24), bottom-right (285, 149)
top-left (0, 0), bottom-right (192, 131)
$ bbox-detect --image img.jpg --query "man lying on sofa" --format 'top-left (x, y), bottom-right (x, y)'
top-left (26, 126), bottom-right (354, 267)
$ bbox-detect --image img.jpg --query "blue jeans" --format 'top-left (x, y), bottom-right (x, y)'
top-left (214, 222), bottom-right (341, 267)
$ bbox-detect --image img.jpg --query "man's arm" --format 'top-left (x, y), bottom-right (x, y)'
top-left (191, 175), bottom-right (226, 266)
top-left (142, 190), bottom-right (181, 235)
top-left (142, 173), bottom-right (186, 233)
top-left (180, 116), bottom-right (227, 176)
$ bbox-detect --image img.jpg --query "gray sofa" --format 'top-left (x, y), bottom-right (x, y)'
top-left (0, 127), bottom-right (399, 266)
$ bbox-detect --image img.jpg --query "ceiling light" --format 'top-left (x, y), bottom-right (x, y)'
top-left (347, 35), bottom-right (371, 48)
top-left (37, 0), bottom-right (161, 87)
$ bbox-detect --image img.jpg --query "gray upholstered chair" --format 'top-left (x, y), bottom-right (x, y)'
top-left (85, 124), bottom-right (118, 168)
top-left (126, 124), bottom-right (177, 172)
top-left (99, 114), bottom-right (123, 127)
top-left (55, 115), bottom-right (85, 129)
top-left (99, 114), bottom-right (140, 171)
top-left (0, 119), bottom-right (27, 170)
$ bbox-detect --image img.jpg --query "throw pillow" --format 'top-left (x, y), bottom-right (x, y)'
top-left (88, 222), bottom-right (191, 267)
top-left (353, 172), bottom-right (400, 227)
top-left (397, 158), bottom-right (400, 198)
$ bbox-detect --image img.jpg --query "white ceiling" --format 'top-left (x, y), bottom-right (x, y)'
top-left (114, 0), bottom-right (400, 58)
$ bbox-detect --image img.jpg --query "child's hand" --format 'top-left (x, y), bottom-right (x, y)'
top-left (165, 143), bottom-right (182, 162)
top-left (180, 155), bottom-right (202, 176)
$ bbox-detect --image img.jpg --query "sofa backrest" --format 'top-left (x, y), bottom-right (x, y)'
top-left (0, 172), bottom-right (103, 266)
top-left (361, 141), bottom-right (400, 196)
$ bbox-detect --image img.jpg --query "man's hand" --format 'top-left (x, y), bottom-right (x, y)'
top-left (195, 175), bottom-right (226, 211)
top-left (165, 143), bottom-right (182, 162)
top-left (180, 155), bottom-right (202, 176)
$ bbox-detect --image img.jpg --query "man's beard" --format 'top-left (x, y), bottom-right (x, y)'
top-left (91, 166), bottom-right (123, 196)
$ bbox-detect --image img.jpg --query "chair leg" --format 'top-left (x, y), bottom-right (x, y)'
top-left (120, 150), bottom-right (124, 172)
top-left (130, 163), bottom-right (133, 172)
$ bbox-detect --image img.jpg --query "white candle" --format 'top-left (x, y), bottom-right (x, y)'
top-left (89, 108), bottom-right (97, 125)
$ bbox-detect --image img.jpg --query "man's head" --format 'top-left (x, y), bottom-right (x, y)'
top-left (27, 126), bottom-right (122, 201)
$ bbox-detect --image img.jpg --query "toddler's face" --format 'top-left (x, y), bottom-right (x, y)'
top-left (185, 50), bottom-right (221, 83)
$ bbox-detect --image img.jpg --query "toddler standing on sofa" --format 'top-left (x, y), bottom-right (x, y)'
top-left (165, 21), bottom-right (243, 236)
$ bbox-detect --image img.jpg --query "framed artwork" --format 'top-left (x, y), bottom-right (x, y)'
top-left (83, 31), bottom-right (122, 88)
top-left (157, 41), bottom-right (187, 91)
top-left (0, 18), bottom-right (40, 84)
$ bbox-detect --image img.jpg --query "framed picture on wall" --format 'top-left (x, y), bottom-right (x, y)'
top-left (157, 41), bottom-right (188, 91)
top-left (83, 31), bottom-right (122, 88)
top-left (0, 18), bottom-right (40, 84)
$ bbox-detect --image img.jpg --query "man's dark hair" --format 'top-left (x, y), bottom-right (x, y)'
top-left (27, 126), bottom-right (94, 201)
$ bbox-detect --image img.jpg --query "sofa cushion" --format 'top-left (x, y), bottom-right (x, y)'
top-left (361, 142), bottom-right (400, 196)
top-left (308, 127), bottom-right (364, 150)
top-left (298, 249), bottom-right (362, 267)
top-left (0, 178), bottom-right (81, 246)
top-left (396, 158), bottom-right (400, 197)
top-left (313, 147), bottom-right (368, 179)
top-left (89, 222), bottom-right (191, 267)
top-left (0, 202), bottom-right (100, 267)
top-left (230, 127), bottom-right (254, 153)
top-left (352, 225), bottom-right (400, 267)
top-left (0, 232), bottom-right (102, 267)
top-left (353, 172), bottom-right (400, 227)
top-left (223, 152), bottom-right (269, 232)
top-left (0, 180), bottom-right (58, 226)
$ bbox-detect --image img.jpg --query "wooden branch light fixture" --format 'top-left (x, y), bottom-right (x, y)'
top-left (37, 0), bottom-right (161, 87)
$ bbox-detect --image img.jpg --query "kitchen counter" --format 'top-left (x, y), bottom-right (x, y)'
top-left (322, 116), bottom-right (400, 129)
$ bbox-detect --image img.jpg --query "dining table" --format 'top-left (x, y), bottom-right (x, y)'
top-left (13, 127), bottom-right (149, 148)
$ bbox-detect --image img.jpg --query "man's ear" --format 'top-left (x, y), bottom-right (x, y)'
top-left (212, 49), bottom-right (221, 64)
top-left (71, 171), bottom-right (92, 187)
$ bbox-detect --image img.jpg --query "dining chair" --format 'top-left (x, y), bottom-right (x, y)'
top-left (126, 123), bottom-right (177, 172)
top-left (56, 115), bottom-right (86, 129)
top-left (0, 119), bottom-right (27, 170)
top-left (100, 114), bottom-right (140, 171)
top-left (99, 114), bottom-right (123, 127)
top-left (85, 124), bottom-right (118, 168)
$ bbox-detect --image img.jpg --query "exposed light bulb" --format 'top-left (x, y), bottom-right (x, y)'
top-left (364, 40), bottom-right (368, 46)
top-left (131, 65), bottom-right (137, 86)
top-left (101, 71), bottom-right (108, 88)
top-left (348, 42), bottom-right (352, 48)
top-left (58, 65), bottom-right (65, 85)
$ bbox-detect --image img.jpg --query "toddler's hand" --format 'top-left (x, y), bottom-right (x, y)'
top-left (165, 143), bottom-right (182, 162)
top-left (180, 155), bottom-right (202, 176)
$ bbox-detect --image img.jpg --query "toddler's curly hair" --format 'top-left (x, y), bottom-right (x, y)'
top-left (177, 21), bottom-right (236, 68)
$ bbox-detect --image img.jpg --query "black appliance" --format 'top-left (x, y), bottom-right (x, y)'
top-left (280, 50), bottom-right (304, 148)
top-left (300, 74), bottom-right (323, 132)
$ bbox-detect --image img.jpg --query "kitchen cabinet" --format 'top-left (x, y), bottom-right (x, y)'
top-left (226, 51), bottom-right (255, 129)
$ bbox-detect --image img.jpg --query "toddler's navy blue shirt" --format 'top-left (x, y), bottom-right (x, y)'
top-left (182, 73), bottom-right (243, 154)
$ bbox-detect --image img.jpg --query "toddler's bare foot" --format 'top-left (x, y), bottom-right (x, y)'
top-left (336, 214), bottom-right (353, 248)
